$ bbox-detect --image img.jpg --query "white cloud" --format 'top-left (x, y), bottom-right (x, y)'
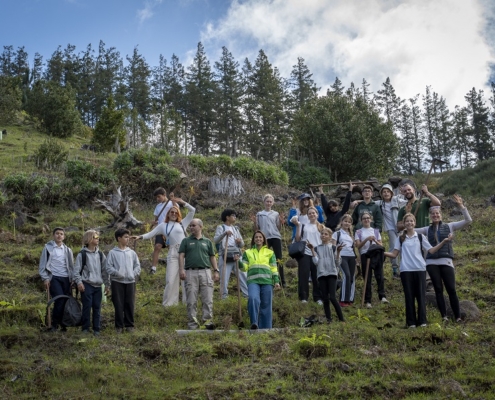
top-left (201, 0), bottom-right (495, 108)
top-left (137, 0), bottom-right (163, 24)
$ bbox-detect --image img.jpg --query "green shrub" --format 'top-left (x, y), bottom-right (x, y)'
top-left (113, 148), bottom-right (181, 199)
top-left (3, 173), bottom-right (51, 208)
top-left (33, 137), bottom-right (69, 170)
top-left (283, 159), bottom-right (332, 190)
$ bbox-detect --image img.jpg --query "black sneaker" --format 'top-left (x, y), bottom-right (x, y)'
top-left (149, 266), bottom-right (157, 275)
top-left (250, 323), bottom-right (259, 330)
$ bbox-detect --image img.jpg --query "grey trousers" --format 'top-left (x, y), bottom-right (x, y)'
top-left (185, 269), bottom-right (214, 329)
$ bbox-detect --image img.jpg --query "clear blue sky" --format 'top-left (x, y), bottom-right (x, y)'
top-left (2, 0), bottom-right (228, 67)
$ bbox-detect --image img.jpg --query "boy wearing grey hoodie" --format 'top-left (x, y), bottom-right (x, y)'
top-left (74, 230), bottom-right (109, 336)
top-left (105, 228), bottom-right (141, 333)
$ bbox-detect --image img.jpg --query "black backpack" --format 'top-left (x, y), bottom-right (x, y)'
top-left (46, 294), bottom-right (82, 327)
top-left (80, 249), bottom-right (104, 274)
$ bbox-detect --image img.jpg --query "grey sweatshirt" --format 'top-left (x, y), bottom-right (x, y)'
top-left (73, 247), bottom-right (109, 287)
top-left (312, 243), bottom-right (342, 279)
top-left (105, 247), bottom-right (141, 284)
top-left (39, 240), bottom-right (74, 282)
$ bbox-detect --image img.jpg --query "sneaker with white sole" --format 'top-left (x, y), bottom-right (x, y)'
top-left (149, 266), bottom-right (157, 275)
top-left (420, 323), bottom-right (427, 327)
top-left (317, 300), bottom-right (323, 306)
top-left (381, 297), bottom-right (389, 304)
top-left (408, 325), bottom-right (416, 329)
top-left (301, 300), bottom-right (308, 304)
top-left (366, 303), bottom-right (372, 309)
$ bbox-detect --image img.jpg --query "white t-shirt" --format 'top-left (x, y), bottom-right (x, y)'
top-left (51, 244), bottom-right (69, 277)
top-left (301, 223), bottom-right (322, 256)
top-left (154, 201), bottom-right (174, 225)
top-left (393, 233), bottom-right (432, 272)
top-left (355, 227), bottom-right (381, 255)
top-left (332, 230), bottom-right (355, 257)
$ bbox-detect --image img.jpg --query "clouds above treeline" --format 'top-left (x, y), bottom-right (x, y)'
top-left (201, 0), bottom-right (495, 108)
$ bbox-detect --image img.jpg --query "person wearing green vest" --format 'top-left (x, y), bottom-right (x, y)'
top-left (238, 231), bottom-right (280, 329)
top-left (179, 219), bottom-right (220, 330)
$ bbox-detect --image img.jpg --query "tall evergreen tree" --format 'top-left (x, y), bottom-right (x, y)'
top-left (451, 106), bottom-right (473, 169)
top-left (185, 42), bottom-right (216, 155)
top-left (31, 52), bottom-right (44, 84)
top-left (44, 46), bottom-right (64, 84)
top-left (288, 57), bottom-right (317, 111)
top-left (0, 45), bottom-right (15, 76)
top-left (465, 87), bottom-right (493, 160)
top-left (375, 77), bottom-right (401, 126)
top-left (125, 46), bottom-right (151, 147)
top-left (92, 96), bottom-right (126, 152)
top-left (213, 46), bottom-right (244, 156)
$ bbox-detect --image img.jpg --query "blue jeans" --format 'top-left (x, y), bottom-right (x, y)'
top-left (247, 283), bottom-right (273, 329)
top-left (81, 282), bottom-right (103, 332)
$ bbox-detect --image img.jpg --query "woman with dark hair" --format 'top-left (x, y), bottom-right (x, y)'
top-left (133, 197), bottom-right (194, 306)
top-left (414, 195), bottom-right (472, 322)
top-left (320, 182), bottom-right (354, 231)
top-left (238, 231), bottom-right (280, 329)
top-left (214, 209), bottom-right (248, 299)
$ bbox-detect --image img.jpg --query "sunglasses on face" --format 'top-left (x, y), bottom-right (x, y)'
top-left (93, 236), bottom-right (99, 239)
top-left (362, 217), bottom-right (371, 220)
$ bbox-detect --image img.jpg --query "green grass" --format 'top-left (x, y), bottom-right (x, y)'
top-left (2, 124), bottom-right (495, 399)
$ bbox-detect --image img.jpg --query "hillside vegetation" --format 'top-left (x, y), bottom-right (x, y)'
top-left (1, 125), bottom-right (495, 399)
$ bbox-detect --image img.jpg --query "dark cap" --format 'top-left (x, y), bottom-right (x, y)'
top-left (298, 193), bottom-right (311, 200)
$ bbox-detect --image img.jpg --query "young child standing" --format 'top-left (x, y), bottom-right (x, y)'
top-left (39, 227), bottom-right (74, 332)
top-left (332, 214), bottom-right (358, 306)
top-left (308, 227), bottom-right (345, 323)
top-left (105, 228), bottom-right (141, 333)
top-left (73, 230), bottom-right (109, 336)
top-left (150, 187), bottom-right (175, 274)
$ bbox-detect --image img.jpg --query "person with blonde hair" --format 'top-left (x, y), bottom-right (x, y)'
top-left (291, 206), bottom-right (324, 304)
top-left (332, 214), bottom-right (358, 306)
top-left (134, 197), bottom-right (195, 306)
top-left (256, 194), bottom-right (285, 287)
top-left (73, 229), bottom-right (109, 336)
top-left (308, 227), bottom-right (345, 323)
top-left (287, 193), bottom-right (324, 240)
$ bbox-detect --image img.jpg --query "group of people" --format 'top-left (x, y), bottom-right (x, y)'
top-left (286, 181), bottom-right (471, 327)
top-left (40, 181), bottom-right (472, 333)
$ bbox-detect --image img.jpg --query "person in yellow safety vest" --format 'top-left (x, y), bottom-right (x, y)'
top-left (237, 231), bottom-right (280, 329)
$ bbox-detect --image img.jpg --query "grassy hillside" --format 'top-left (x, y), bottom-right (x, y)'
top-left (1, 126), bottom-right (495, 399)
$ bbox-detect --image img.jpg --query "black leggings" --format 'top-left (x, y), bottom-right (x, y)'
top-left (267, 238), bottom-right (285, 285)
top-left (318, 275), bottom-right (344, 321)
top-left (297, 254), bottom-right (321, 302)
top-left (426, 264), bottom-right (460, 319)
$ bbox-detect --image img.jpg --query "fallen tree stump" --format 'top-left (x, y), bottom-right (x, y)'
top-left (94, 186), bottom-right (142, 231)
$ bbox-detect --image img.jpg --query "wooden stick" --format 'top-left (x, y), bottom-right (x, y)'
top-left (234, 259), bottom-right (243, 327)
top-left (309, 180), bottom-right (379, 188)
top-left (221, 236), bottom-right (229, 298)
top-left (361, 258), bottom-right (371, 308)
top-left (46, 288), bottom-right (51, 329)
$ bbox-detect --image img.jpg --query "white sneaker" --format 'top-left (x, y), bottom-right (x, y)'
top-left (366, 303), bottom-right (372, 309)
top-left (408, 325), bottom-right (416, 329)
top-left (381, 297), bottom-right (389, 304)
top-left (317, 300), bottom-right (323, 306)
top-left (420, 324), bottom-right (427, 327)
top-left (301, 300), bottom-right (308, 304)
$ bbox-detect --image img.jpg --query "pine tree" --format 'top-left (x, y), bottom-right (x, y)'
top-left (92, 96), bottom-right (126, 152)
top-left (451, 106), bottom-right (473, 169)
top-left (185, 42), bottom-right (216, 155)
top-left (213, 46), bottom-right (244, 156)
top-left (464, 87), bottom-right (493, 160)
top-left (44, 46), bottom-right (64, 84)
top-left (375, 77), bottom-right (401, 127)
top-left (0, 45), bottom-right (15, 76)
top-left (125, 46), bottom-right (151, 147)
top-left (288, 57), bottom-right (317, 111)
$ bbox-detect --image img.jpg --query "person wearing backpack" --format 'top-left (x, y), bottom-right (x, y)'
top-left (73, 230), bottom-right (109, 336)
top-left (355, 212), bottom-right (386, 308)
top-left (385, 213), bottom-right (452, 328)
top-left (414, 194), bottom-right (472, 322)
top-left (133, 198), bottom-right (195, 306)
top-left (214, 209), bottom-right (248, 300)
top-left (332, 214), bottom-right (358, 307)
top-left (39, 227), bottom-right (74, 332)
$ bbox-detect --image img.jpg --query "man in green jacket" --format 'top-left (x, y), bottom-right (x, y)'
top-left (352, 185), bottom-right (383, 231)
